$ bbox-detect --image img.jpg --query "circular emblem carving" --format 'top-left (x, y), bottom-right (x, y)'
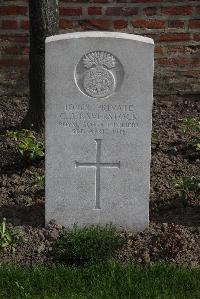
top-left (74, 51), bottom-right (124, 99)
top-left (83, 66), bottom-right (115, 98)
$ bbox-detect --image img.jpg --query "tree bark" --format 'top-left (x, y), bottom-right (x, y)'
top-left (22, 0), bottom-right (59, 131)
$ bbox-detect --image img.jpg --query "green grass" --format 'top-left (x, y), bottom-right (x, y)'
top-left (53, 224), bottom-right (125, 265)
top-left (0, 263), bottom-right (199, 299)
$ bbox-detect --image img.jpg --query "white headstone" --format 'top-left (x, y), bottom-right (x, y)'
top-left (45, 31), bottom-right (154, 231)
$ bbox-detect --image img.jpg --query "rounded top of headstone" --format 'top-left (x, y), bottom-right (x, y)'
top-left (45, 31), bottom-right (154, 45)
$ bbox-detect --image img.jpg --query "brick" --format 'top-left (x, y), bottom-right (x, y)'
top-left (168, 20), bottom-right (185, 29)
top-left (193, 33), bottom-right (200, 41)
top-left (161, 6), bottom-right (193, 15)
top-left (154, 46), bottom-right (164, 55)
top-left (88, 7), bottom-right (102, 15)
top-left (157, 57), bottom-right (189, 67)
top-left (59, 19), bottom-right (73, 29)
top-left (189, 20), bottom-right (200, 29)
top-left (160, 33), bottom-right (191, 42)
top-left (0, 35), bottom-right (28, 43)
top-left (131, 0), bottom-right (161, 2)
top-left (183, 70), bottom-right (200, 78)
top-left (114, 20), bottom-right (128, 29)
top-left (23, 47), bottom-right (30, 55)
top-left (1, 20), bottom-right (18, 29)
top-left (106, 7), bottom-right (138, 16)
top-left (59, 7), bottom-right (82, 16)
top-left (132, 19), bottom-right (165, 29)
top-left (4, 46), bottom-right (30, 56)
top-left (0, 58), bottom-right (29, 67)
top-left (61, 0), bottom-right (87, 1)
top-left (195, 6), bottom-right (200, 14)
top-left (4, 47), bottom-right (19, 54)
top-left (89, 0), bottom-right (109, 2)
top-left (20, 20), bottom-right (29, 30)
top-left (143, 7), bottom-right (157, 16)
top-left (166, 46), bottom-right (184, 54)
top-left (0, 6), bottom-right (27, 15)
top-left (185, 45), bottom-right (200, 54)
top-left (191, 57), bottom-right (200, 66)
top-left (80, 19), bottom-right (112, 30)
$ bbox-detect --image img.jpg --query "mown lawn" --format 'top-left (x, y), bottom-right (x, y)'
top-left (0, 262), bottom-right (199, 299)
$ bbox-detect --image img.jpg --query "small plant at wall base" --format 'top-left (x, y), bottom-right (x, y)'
top-left (174, 176), bottom-right (200, 201)
top-left (181, 117), bottom-right (200, 134)
top-left (151, 131), bottom-right (159, 149)
top-left (180, 117), bottom-right (200, 153)
top-left (53, 224), bottom-right (125, 266)
top-left (35, 174), bottom-right (45, 188)
top-left (0, 218), bottom-right (15, 250)
top-left (7, 129), bottom-right (44, 161)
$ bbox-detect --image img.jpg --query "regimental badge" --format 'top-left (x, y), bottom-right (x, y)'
top-left (74, 51), bottom-right (124, 99)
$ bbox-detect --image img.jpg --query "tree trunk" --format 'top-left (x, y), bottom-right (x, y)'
top-left (22, 0), bottom-right (59, 131)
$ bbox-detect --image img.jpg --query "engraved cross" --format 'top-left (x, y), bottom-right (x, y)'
top-left (75, 139), bottom-right (120, 209)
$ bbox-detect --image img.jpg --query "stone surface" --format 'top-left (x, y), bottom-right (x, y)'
top-left (45, 31), bottom-right (154, 230)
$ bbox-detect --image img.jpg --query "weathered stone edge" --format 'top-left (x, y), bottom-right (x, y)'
top-left (45, 31), bottom-right (154, 45)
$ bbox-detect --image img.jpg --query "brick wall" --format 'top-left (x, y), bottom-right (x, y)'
top-left (0, 0), bottom-right (200, 96)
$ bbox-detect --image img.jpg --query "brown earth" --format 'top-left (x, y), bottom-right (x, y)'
top-left (0, 94), bottom-right (199, 267)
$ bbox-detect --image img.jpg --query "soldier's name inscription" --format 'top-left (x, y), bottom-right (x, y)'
top-left (58, 102), bottom-right (138, 136)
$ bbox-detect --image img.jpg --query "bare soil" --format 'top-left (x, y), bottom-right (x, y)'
top-left (0, 94), bottom-right (199, 267)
